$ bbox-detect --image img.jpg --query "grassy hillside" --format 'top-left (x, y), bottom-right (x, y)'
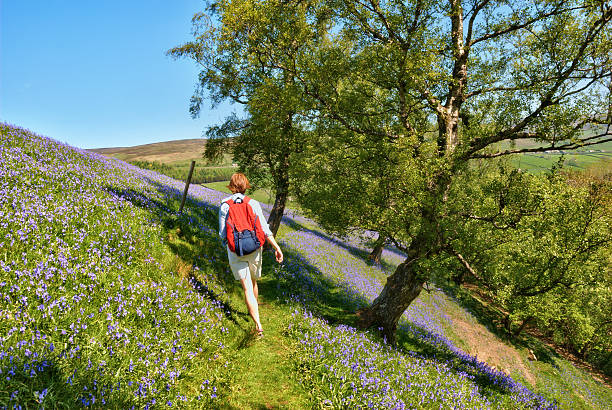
top-left (88, 139), bottom-right (207, 163)
top-left (1, 123), bottom-right (611, 408)
top-left (502, 139), bottom-right (612, 173)
top-left (89, 139), bottom-right (235, 184)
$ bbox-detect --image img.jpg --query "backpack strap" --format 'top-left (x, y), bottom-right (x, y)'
top-left (242, 196), bottom-right (257, 227)
top-left (226, 196), bottom-right (247, 206)
top-left (224, 199), bottom-right (235, 243)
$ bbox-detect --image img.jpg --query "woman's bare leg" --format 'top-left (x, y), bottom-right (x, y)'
top-left (240, 275), bottom-right (262, 331)
top-left (253, 278), bottom-right (259, 303)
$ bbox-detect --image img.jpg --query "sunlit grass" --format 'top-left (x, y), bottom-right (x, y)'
top-left (513, 152), bottom-right (612, 173)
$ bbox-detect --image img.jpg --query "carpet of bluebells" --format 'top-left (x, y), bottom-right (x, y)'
top-left (274, 211), bottom-right (611, 409)
top-left (273, 231), bottom-right (560, 409)
top-left (286, 311), bottom-right (494, 408)
top-left (1, 123), bottom-right (609, 409)
top-left (0, 124), bottom-right (232, 408)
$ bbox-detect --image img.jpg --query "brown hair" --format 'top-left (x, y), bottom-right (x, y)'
top-left (227, 172), bottom-right (251, 194)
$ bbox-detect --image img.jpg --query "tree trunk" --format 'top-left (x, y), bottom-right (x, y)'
top-left (578, 342), bottom-right (591, 358)
top-left (513, 315), bottom-right (534, 337)
top-left (452, 269), bottom-right (465, 285)
top-left (266, 163), bottom-right (290, 238)
top-left (267, 187), bottom-right (288, 237)
top-left (607, 76), bottom-right (612, 125)
top-left (437, 0), bottom-right (466, 157)
top-left (266, 99), bottom-right (293, 238)
top-left (503, 314), bottom-right (512, 334)
top-left (368, 234), bottom-right (385, 263)
top-left (357, 234), bottom-right (431, 343)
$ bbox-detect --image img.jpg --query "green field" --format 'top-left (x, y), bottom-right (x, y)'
top-left (496, 137), bottom-right (612, 173)
top-left (203, 180), bottom-right (301, 210)
top-left (203, 181), bottom-right (273, 204)
top-left (514, 151), bottom-right (612, 173)
top-left (131, 160), bottom-right (236, 184)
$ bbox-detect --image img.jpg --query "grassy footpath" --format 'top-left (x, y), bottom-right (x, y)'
top-left (221, 301), bottom-right (310, 408)
top-left (2, 123), bottom-right (611, 408)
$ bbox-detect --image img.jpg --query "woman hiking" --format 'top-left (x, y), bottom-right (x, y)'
top-left (218, 173), bottom-right (283, 338)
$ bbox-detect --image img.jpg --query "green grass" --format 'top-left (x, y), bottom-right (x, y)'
top-left (515, 137), bottom-right (611, 173)
top-left (203, 181), bottom-right (301, 209)
top-left (158, 217), bottom-right (312, 408)
top-left (131, 160), bottom-right (236, 184)
top-left (513, 152), bottom-right (612, 173)
top-left (218, 301), bottom-right (311, 408)
top-left (489, 131), bottom-right (612, 174)
top-left (203, 181), bottom-right (274, 204)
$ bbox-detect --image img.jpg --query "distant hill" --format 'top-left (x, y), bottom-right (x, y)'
top-left (88, 138), bottom-right (205, 164)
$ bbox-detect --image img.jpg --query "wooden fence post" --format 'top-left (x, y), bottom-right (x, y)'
top-left (179, 160), bottom-right (196, 214)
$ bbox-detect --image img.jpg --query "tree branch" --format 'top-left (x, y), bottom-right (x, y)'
top-left (464, 6), bottom-right (612, 159)
top-left (447, 246), bottom-right (490, 287)
top-left (367, 0), bottom-right (407, 48)
top-left (465, 0), bottom-right (491, 46)
top-left (346, 0), bottom-right (390, 43)
top-left (469, 4), bottom-right (583, 46)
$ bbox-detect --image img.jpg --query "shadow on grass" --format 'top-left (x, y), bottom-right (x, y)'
top-left (234, 329), bottom-right (264, 350)
top-left (188, 275), bottom-right (246, 325)
top-left (279, 216), bottom-right (401, 275)
top-left (257, 246), bottom-right (365, 328)
top-left (0, 357), bottom-right (134, 408)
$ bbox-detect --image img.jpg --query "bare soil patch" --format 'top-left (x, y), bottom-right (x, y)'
top-left (452, 315), bottom-right (537, 386)
top-left (460, 283), bottom-right (612, 390)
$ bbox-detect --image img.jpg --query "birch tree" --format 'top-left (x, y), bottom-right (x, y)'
top-left (293, 0), bottom-right (612, 341)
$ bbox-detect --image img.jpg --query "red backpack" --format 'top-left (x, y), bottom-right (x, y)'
top-left (225, 196), bottom-right (266, 256)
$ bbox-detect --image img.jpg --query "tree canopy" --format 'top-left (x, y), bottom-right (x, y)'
top-left (168, 0), bottom-right (326, 235)
top-left (286, 0), bottom-right (612, 342)
top-left (173, 0), bottom-right (612, 361)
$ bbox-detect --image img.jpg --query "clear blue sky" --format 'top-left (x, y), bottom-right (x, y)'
top-left (1, 0), bottom-right (234, 149)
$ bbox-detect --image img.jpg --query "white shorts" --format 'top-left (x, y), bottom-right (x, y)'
top-left (227, 246), bottom-right (263, 281)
